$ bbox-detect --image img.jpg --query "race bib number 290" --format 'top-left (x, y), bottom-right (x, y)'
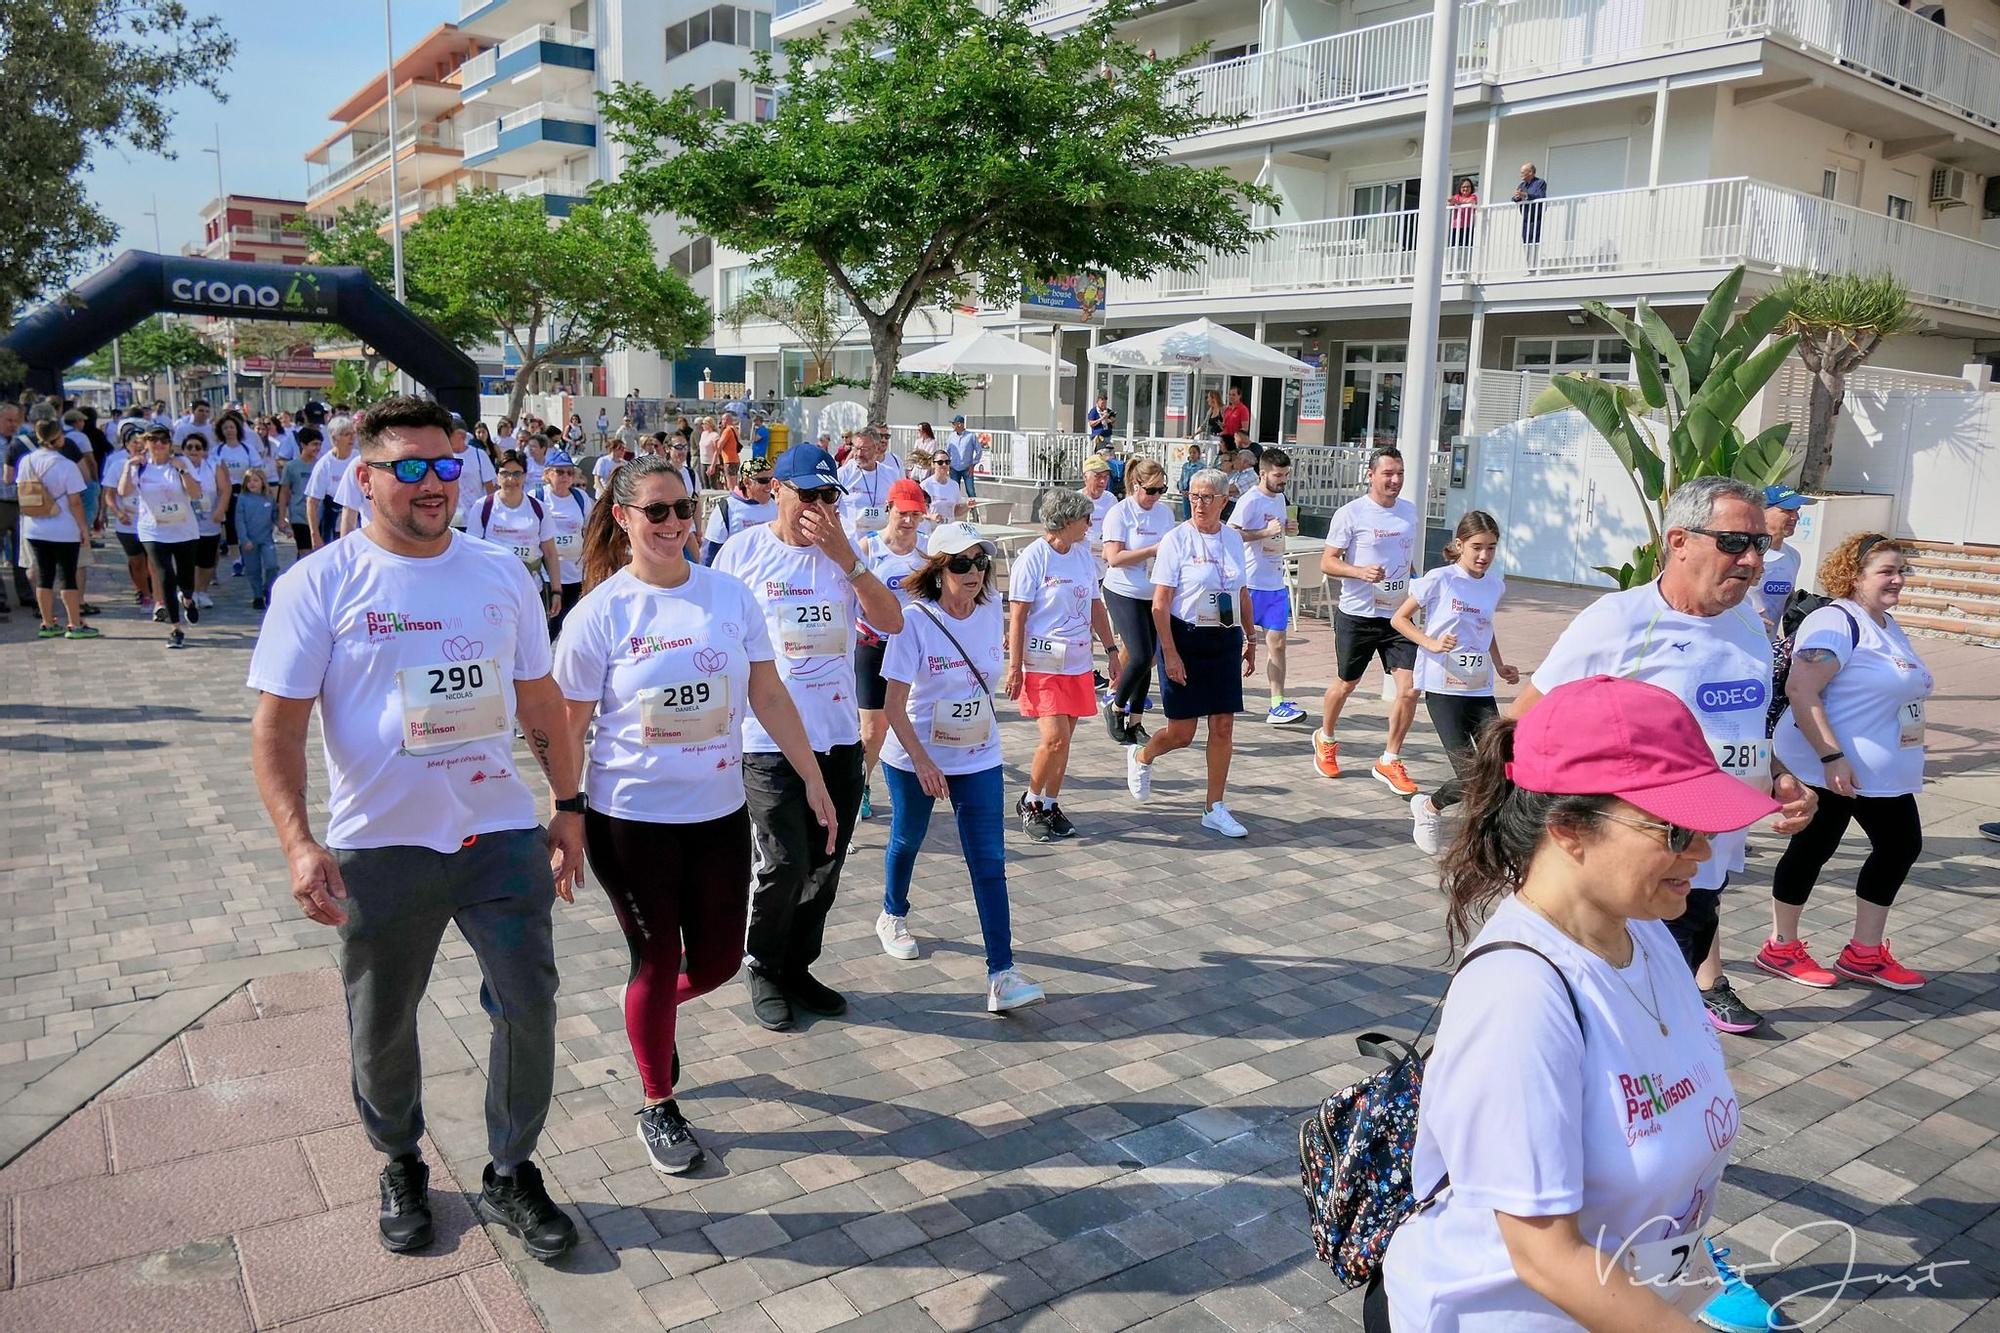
top-left (399, 658), bottom-right (507, 755)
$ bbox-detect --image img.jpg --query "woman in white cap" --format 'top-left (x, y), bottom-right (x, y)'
top-left (1125, 468), bottom-right (1254, 837)
top-left (534, 450), bottom-right (592, 637)
top-left (876, 520), bottom-right (1044, 1013)
top-left (1005, 488), bottom-right (1120, 842)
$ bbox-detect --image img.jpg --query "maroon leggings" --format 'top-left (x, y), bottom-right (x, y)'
top-left (583, 805), bottom-right (752, 1099)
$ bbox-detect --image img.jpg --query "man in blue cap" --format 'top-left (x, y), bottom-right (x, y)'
top-left (714, 443), bottom-right (906, 1031)
top-left (1749, 483), bottom-right (1816, 638)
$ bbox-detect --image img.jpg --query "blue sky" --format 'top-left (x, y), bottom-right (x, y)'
top-left (88, 0), bottom-right (457, 260)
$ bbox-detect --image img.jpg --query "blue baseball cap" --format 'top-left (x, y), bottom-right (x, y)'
top-left (544, 449), bottom-right (575, 468)
top-left (773, 444), bottom-right (844, 491)
top-left (1763, 484), bottom-right (1817, 510)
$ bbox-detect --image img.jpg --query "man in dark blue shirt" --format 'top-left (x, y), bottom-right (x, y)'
top-left (1513, 162), bottom-right (1548, 246)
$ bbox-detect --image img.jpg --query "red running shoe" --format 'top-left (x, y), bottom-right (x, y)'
top-left (1834, 939), bottom-right (1925, 990)
top-left (1754, 937), bottom-right (1839, 989)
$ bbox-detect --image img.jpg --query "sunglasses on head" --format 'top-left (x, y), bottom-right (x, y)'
top-left (1688, 527), bottom-right (1772, 555)
top-left (1139, 484), bottom-right (1169, 496)
top-left (787, 484), bottom-right (841, 505)
top-left (366, 456), bottom-right (465, 483)
top-left (1596, 810), bottom-right (1702, 854)
top-left (944, 552), bottom-right (991, 574)
top-left (627, 497), bottom-right (697, 523)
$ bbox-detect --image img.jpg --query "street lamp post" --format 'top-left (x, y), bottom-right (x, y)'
top-left (1395, 0), bottom-right (1462, 572)
top-left (383, 0), bottom-right (411, 396)
top-left (203, 125), bottom-right (236, 406)
top-left (142, 197), bottom-right (177, 410)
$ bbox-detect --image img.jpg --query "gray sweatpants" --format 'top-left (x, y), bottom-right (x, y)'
top-left (334, 826), bottom-right (559, 1170)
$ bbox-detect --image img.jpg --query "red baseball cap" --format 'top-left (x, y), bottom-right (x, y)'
top-left (1508, 676), bottom-right (1781, 832)
top-left (888, 478), bottom-right (928, 512)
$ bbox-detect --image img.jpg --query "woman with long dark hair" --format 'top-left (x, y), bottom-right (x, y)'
top-left (552, 455), bottom-right (834, 1174)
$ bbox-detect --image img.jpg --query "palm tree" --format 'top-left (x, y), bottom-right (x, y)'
top-left (1775, 271), bottom-right (1922, 492)
top-left (721, 260), bottom-right (860, 392)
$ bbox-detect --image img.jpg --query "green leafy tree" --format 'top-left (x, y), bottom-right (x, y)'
top-left (1534, 267), bottom-right (1800, 587)
top-left (601, 0), bottom-right (1276, 429)
top-left (404, 191), bottom-right (709, 424)
top-left (75, 315), bottom-right (220, 403)
top-left (1773, 271), bottom-right (1922, 493)
top-left (331, 360), bottom-right (395, 407)
top-left (297, 200), bottom-right (494, 368)
top-left (0, 0), bottom-right (234, 324)
top-left (723, 258), bottom-right (860, 390)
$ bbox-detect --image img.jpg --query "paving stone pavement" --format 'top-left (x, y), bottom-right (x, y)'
top-left (2, 542), bottom-right (1998, 1332)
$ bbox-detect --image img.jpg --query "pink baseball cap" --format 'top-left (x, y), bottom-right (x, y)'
top-left (1508, 676), bottom-right (1781, 832)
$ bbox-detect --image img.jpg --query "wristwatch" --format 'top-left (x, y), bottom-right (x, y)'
top-left (849, 556), bottom-right (869, 580)
top-left (553, 793), bottom-right (588, 814)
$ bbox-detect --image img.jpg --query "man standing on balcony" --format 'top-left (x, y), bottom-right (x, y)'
top-left (1512, 162), bottom-right (1547, 257)
top-left (945, 414), bottom-right (983, 497)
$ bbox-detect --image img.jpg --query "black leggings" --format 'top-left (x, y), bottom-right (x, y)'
top-left (548, 581), bottom-right (582, 638)
top-left (291, 521), bottom-right (313, 551)
top-left (1772, 787), bottom-right (1922, 909)
top-left (1424, 692), bottom-right (1499, 810)
top-left (144, 540), bottom-right (197, 625)
top-left (1105, 588), bottom-right (1157, 716)
top-left (26, 539), bottom-right (80, 591)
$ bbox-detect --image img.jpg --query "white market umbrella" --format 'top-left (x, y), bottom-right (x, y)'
top-left (1087, 317), bottom-right (1316, 378)
top-left (898, 328), bottom-right (1077, 376)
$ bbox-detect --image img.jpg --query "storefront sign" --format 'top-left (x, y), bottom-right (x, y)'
top-left (1165, 373), bottom-right (1188, 422)
top-left (1016, 272), bottom-right (1106, 326)
top-left (1298, 355), bottom-right (1326, 426)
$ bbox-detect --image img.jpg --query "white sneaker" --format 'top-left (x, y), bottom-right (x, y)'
top-left (195, 591), bottom-right (215, 609)
top-left (987, 968), bottom-right (1045, 1013)
top-left (1126, 747), bottom-right (1152, 801)
top-left (1201, 802), bottom-right (1247, 838)
top-left (1410, 794), bottom-right (1443, 855)
top-left (876, 911), bottom-right (919, 960)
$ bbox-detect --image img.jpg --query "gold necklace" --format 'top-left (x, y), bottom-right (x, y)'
top-left (1518, 893), bottom-right (1668, 1036)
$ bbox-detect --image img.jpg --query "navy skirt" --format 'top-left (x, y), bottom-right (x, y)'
top-left (1158, 617), bottom-right (1244, 720)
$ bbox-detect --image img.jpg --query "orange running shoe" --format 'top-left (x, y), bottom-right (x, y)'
top-left (1312, 729), bottom-right (1341, 778)
top-left (1373, 757), bottom-right (1419, 796)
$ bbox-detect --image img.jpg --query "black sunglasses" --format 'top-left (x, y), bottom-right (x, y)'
top-left (944, 552), bottom-right (992, 574)
top-left (1597, 810), bottom-right (1701, 854)
top-left (1689, 527), bottom-right (1772, 556)
top-left (627, 498), bottom-right (697, 523)
top-left (366, 457), bottom-right (465, 484)
top-left (747, 473), bottom-right (773, 484)
top-left (1140, 484), bottom-right (1169, 496)
top-left (787, 484), bottom-right (841, 505)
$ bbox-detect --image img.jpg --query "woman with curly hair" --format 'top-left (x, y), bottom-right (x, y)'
top-left (1759, 532), bottom-right (1934, 991)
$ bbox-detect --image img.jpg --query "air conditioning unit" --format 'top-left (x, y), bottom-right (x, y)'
top-left (1930, 167), bottom-right (1970, 208)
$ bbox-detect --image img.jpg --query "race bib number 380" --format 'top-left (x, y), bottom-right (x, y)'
top-left (399, 658), bottom-right (507, 755)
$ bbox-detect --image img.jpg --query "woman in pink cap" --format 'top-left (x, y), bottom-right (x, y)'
top-left (1382, 675), bottom-right (1780, 1332)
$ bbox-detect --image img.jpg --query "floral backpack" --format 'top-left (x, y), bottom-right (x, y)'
top-left (1299, 940), bottom-right (1581, 1289)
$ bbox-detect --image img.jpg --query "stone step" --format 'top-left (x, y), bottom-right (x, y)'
top-left (1898, 589), bottom-right (2000, 622)
top-left (1901, 571), bottom-right (2000, 600)
top-left (1904, 554), bottom-right (2000, 581)
top-left (1899, 538), bottom-right (2000, 558)
top-left (1895, 608), bottom-right (2000, 647)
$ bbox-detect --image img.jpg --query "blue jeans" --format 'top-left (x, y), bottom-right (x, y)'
top-left (950, 467), bottom-right (978, 497)
top-left (880, 762), bottom-right (1011, 974)
top-left (241, 538), bottom-right (278, 599)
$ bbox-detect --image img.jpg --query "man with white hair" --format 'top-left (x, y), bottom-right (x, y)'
top-left (305, 414), bottom-right (359, 548)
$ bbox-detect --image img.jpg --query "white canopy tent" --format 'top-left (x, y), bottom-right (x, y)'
top-left (898, 328), bottom-right (1076, 432)
top-left (1086, 318), bottom-right (1316, 379)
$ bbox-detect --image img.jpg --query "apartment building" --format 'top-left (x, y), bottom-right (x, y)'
top-left (752, 0), bottom-right (2000, 448)
top-left (186, 195), bottom-right (312, 265)
top-left (455, 0), bottom-right (777, 397)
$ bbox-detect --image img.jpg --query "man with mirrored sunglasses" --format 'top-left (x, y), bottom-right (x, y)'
top-left (715, 444), bottom-right (905, 1033)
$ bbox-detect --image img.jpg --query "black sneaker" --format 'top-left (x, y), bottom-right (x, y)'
top-left (168, 630), bottom-right (186, 650)
top-left (781, 969), bottom-right (847, 1017)
top-left (80, 603), bottom-right (101, 616)
top-left (1702, 978), bottom-right (1763, 1034)
top-left (182, 596), bottom-right (199, 624)
top-left (378, 1153), bottom-right (433, 1252)
top-left (746, 966), bottom-right (793, 1031)
top-left (1014, 789), bottom-right (1030, 818)
top-left (476, 1161), bottom-right (577, 1261)
top-left (152, 606), bottom-right (168, 623)
top-left (1102, 700), bottom-right (1126, 744)
top-left (1127, 718), bottom-right (1150, 747)
top-left (1044, 803), bottom-right (1077, 839)
top-left (1022, 805), bottom-right (1061, 843)
top-left (251, 597), bottom-right (266, 610)
top-left (637, 1100), bottom-right (704, 1174)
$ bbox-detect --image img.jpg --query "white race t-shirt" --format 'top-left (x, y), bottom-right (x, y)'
top-left (712, 524), bottom-right (862, 753)
top-left (1151, 521), bottom-right (1248, 628)
top-left (837, 464), bottom-right (893, 534)
top-left (332, 463), bottom-right (376, 527)
top-left (132, 460), bottom-right (202, 543)
top-left (186, 458), bottom-right (225, 537)
top-left (881, 598), bottom-right (1006, 778)
top-left (1772, 601), bottom-right (1933, 797)
top-left (1225, 487), bottom-right (1290, 592)
top-left (244, 531), bottom-right (552, 852)
top-left (216, 441), bottom-right (257, 479)
top-left (306, 449), bottom-right (353, 504)
top-left (1385, 897), bottom-right (1736, 1331)
top-left (1325, 494), bottom-right (1419, 617)
top-left (554, 566), bottom-right (772, 823)
top-left (704, 494), bottom-right (778, 548)
top-left (470, 493), bottom-right (559, 575)
top-left (1411, 565), bottom-right (1507, 696)
top-left (451, 447), bottom-right (498, 528)
top-left (858, 533), bottom-right (926, 640)
top-left (1746, 543), bottom-right (1801, 639)
top-left (1532, 583), bottom-right (1772, 889)
top-left (1080, 487), bottom-right (1117, 550)
top-left (1100, 496), bottom-right (1175, 600)
top-left (1007, 537), bottom-right (1100, 676)
top-left (923, 475), bottom-right (967, 520)
top-left (521, 452), bottom-right (546, 488)
top-left (103, 451), bottom-right (139, 533)
top-left (16, 451), bottom-right (86, 543)
top-left (536, 487), bottom-right (592, 586)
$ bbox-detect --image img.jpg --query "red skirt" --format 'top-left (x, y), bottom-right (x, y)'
top-left (1020, 670), bottom-right (1097, 719)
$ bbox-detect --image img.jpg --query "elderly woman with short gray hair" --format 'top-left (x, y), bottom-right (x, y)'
top-left (1004, 487), bottom-right (1121, 842)
top-left (1126, 468), bottom-right (1255, 838)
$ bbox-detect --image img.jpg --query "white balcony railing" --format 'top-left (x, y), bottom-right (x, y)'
top-left (503, 174), bottom-right (596, 200)
top-left (307, 122), bottom-right (457, 200)
top-left (498, 99), bottom-right (597, 132)
top-left (1182, 10), bottom-right (1483, 127)
top-left (500, 23), bottom-right (591, 56)
top-left (461, 47), bottom-right (497, 87)
top-left (461, 120), bottom-right (500, 158)
top-left (1118, 177), bottom-right (2000, 320)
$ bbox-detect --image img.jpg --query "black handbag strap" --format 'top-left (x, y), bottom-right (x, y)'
top-left (913, 602), bottom-right (995, 707)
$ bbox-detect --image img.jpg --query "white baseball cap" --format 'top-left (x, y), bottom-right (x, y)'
top-left (925, 521), bottom-right (998, 558)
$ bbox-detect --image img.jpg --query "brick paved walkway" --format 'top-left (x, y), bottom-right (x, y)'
top-left (2, 544), bottom-right (1997, 1332)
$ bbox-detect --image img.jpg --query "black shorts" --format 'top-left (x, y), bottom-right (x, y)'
top-left (115, 530), bottom-right (145, 558)
top-left (1335, 609), bottom-right (1416, 682)
top-left (854, 638), bottom-right (889, 711)
top-left (26, 539), bottom-right (80, 591)
top-left (194, 534), bottom-right (221, 568)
